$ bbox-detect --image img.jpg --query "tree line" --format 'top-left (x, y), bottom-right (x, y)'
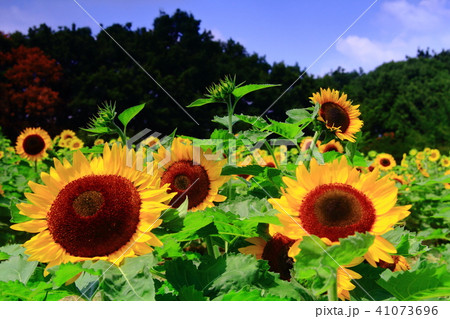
top-left (0, 9), bottom-right (448, 158)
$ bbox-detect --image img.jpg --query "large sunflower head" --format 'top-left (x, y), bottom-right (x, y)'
top-left (153, 138), bottom-right (229, 211)
top-left (15, 127), bottom-right (52, 161)
top-left (11, 144), bottom-right (175, 272)
top-left (374, 153), bottom-right (396, 171)
top-left (318, 139), bottom-right (344, 154)
top-left (310, 88), bottom-right (363, 142)
top-left (268, 157), bottom-right (411, 268)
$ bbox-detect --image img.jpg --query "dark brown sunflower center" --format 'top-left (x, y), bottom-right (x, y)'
top-left (380, 159), bottom-right (391, 167)
top-left (23, 134), bottom-right (46, 155)
top-left (262, 233), bottom-right (295, 281)
top-left (47, 174), bottom-right (141, 258)
top-left (161, 160), bottom-right (210, 210)
top-left (299, 183), bottom-right (376, 242)
top-left (173, 175), bottom-right (190, 190)
top-left (324, 145), bottom-right (338, 153)
top-left (73, 191), bottom-right (104, 217)
top-left (320, 102), bottom-right (350, 132)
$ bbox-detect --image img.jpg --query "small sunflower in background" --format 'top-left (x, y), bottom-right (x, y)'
top-left (58, 138), bottom-right (68, 148)
top-left (374, 153), bottom-right (396, 171)
top-left (409, 149), bottom-right (418, 156)
top-left (59, 129), bottom-right (76, 142)
top-left (15, 127), bottom-right (52, 161)
top-left (299, 137), bottom-right (317, 152)
top-left (68, 137), bottom-right (84, 150)
top-left (0, 150), bottom-right (4, 160)
top-left (416, 152), bottom-right (425, 161)
top-left (310, 88), bottom-right (363, 142)
top-left (11, 144), bottom-right (175, 273)
top-left (440, 156), bottom-right (450, 168)
top-left (267, 158), bottom-right (410, 298)
top-left (444, 170), bottom-right (450, 189)
top-left (428, 149), bottom-right (440, 162)
top-left (318, 139), bottom-right (344, 154)
top-left (154, 137), bottom-right (229, 211)
top-left (94, 138), bottom-right (105, 146)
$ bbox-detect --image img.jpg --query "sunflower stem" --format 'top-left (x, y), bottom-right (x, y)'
top-left (264, 140), bottom-right (280, 169)
top-left (206, 236), bottom-right (220, 258)
top-left (305, 130), bottom-right (320, 170)
top-left (327, 274), bottom-right (338, 301)
top-left (111, 121), bottom-right (127, 146)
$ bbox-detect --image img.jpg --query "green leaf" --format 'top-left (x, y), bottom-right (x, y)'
top-left (212, 115), bottom-right (240, 128)
top-left (221, 165), bottom-right (265, 176)
top-left (178, 285), bottom-right (208, 301)
top-left (216, 289), bottom-right (290, 301)
top-left (232, 84), bottom-right (280, 100)
top-left (293, 233), bottom-right (374, 295)
top-left (117, 103), bottom-right (145, 128)
top-left (100, 255), bottom-right (157, 301)
top-left (311, 145), bottom-right (325, 164)
top-left (0, 280), bottom-right (71, 301)
top-left (264, 119), bottom-right (302, 139)
top-left (235, 114), bottom-right (268, 129)
top-left (350, 263), bottom-right (393, 301)
top-left (81, 126), bottom-right (109, 134)
top-left (377, 262), bottom-right (450, 300)
top-left (286, 108), bottom-right (312, 122)
top-left (9, 199), bottom-right (31, 224)
top-left (0, 255), bottom-right (38, 284)
top-left (186, 98), bottom-right (216, 108)
top-left (382, 228), bottom-right (429, 257)
top-left (49, 262), bottom-right (101, 288)
top-left (0, 252), bottom-right (10, 261)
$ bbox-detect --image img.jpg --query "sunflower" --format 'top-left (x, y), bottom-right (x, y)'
top-left (153, 137), bottom-right (229, 211)
top-left (416, 160), bottom-right (430, 178)
top-left (389, 173), bottom-right (407, 185)
top-left (378, 255), bottom-right (410, 272)
top-left (268, 157), bottom-right (411, 270)
top-left (10, 144), bottom-right (175, 272)
top-left (59, 129), bottom-right (76, 141)
top-left (240, 233), bottom-right (363, 300)
top-left (15, 127), bottom-right (52, 161)
top-left (428, 149), bottom-right (440, 162)
top-left (416, 152), bottom-right (425, 161)
top-left (0, 150), bottom-right (4, 159)
top-left (318, 139), bottom-right (344, 154)
top-left (374, 153), bottom-right (396, 171)
top-left (239, 233), bottom-right (295, 280)
top-left (94, 138), bottom-right (105, 146)
top-left (58, 138), bottom-right (68, 148)
top-left (300, 137), bottom-right (317, 152)
top-left (441, 156), bottom-right (450, 168)
top-left (68, 137), bottom-right (84, 150)
top-left (310, 88), bottom-right (363, 142)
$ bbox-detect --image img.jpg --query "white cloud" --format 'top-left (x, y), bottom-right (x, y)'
top-left (331, 0), bottom-right (450, 74)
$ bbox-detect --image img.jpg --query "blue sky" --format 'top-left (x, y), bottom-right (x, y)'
top-left (1, 0), bottom-right (449, 76)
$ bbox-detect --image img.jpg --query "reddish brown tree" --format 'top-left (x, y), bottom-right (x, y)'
top-left (0, 42), bottom-right (62, 133)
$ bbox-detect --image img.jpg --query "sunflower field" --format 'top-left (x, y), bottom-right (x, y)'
top-left (0, 78), bottom-right (449, 302)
